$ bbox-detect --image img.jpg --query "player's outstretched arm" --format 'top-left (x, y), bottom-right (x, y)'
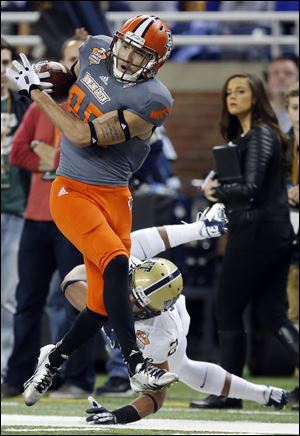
top-left (7, 53), bottom-right (153, 148)
top-left (86, 362), bottom-right (168, 425)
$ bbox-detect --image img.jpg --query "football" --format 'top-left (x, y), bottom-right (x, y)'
top-left (39, 61), bottom-right (75, 102)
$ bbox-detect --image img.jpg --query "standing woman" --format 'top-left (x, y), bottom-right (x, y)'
top-left (195, 73), bottom-right (299, 409)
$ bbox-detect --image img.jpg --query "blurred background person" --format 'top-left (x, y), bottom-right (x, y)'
top-left (1, 34), bottom-right (97, 399)
top-left (1, 37), bottom-right (31, 382)
top-left (265, 55), bottom-right (299, 132)
top-left (193, 73), bottom-right (299, 409)
top-left (285, 81), bottom-right (299, 411)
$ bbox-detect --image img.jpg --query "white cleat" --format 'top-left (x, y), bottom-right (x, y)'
top-left (23, 344), bottom-right (57, 406)
top-left (130, 359), bottom-right (178, 393)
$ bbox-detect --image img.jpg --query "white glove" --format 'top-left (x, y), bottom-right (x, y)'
top-left (6, 53), bottom-right (53, 97)
top-left (198, 203), bottom-right (228, 239)
top-left (33, 60), bottom-right (54, 94)
top-left (85, 396), bottom-right (118, 425)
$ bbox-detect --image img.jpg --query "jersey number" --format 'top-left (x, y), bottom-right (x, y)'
top-left (67, 84), bottom-right (103, 122)
top-left (168, 339), bottom-right (178, 357)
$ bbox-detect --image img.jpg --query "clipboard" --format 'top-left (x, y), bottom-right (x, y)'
top-left (213, 144), bottom-right (243, 183)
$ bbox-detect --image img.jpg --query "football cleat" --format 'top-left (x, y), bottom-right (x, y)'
top-left (265, 387), bottom-right (287, 409)
top-left (129, 358), bottom-right (178, 393)
top-left (23, 344), bottom-right (58, 406)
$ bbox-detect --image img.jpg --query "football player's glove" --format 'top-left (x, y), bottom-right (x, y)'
top-left (6, 53), bottom-right (53, 97)
top-left (33, 61), bottom-right (54, 94)
top-left (86, 396), bottom-right (117, 425)
top-left (198, 203), bottom-right (228, 239)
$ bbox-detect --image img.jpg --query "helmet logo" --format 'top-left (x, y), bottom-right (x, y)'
top-left (139, 260), bottom-right (156, 273)
top-left (165, 30), bottom-right (173, 51)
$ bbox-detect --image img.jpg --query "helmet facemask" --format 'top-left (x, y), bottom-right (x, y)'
top-left (109, 32), bottom-right (157, 83)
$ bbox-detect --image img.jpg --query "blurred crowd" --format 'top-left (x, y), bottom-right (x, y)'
top-left (1, 1), bottom-right (299, 61)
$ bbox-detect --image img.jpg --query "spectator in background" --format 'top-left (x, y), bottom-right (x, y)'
top-left (1, 38), bottom-right (31, 382)
top-left (1, 35), bottom-right (96, 399)
top-left (219, 1), bottom-right (274, 61)
top-left (193, 73), bottom-right (299, 409)
top-left (34, 1), bottom-right (112, 60)
top-left (265, 56), bottom-right (299, 132)
top-left (133, 126), bottom-right (182, 193)
top-left (170, 1), bottom-right (221, 62)
top-left (116, 1), bottom-right (179, 12)
top-left (285, 82), bottom-right (299, 411)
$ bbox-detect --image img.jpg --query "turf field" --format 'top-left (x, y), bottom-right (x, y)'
top-left (1, 374), bottom-right (299, 435)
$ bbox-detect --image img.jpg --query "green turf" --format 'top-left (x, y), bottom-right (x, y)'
top-left (1, 373), bottom-right (299, 435)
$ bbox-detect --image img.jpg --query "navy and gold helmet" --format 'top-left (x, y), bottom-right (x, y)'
top-left (130, 258), bottom-right (183, 320)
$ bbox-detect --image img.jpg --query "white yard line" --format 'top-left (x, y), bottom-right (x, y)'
top-left (1, 415), bottom-right (299, 435)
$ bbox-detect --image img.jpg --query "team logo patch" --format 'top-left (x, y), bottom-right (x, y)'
top-left (80, 72), bottom-right (110, 105)
top-left (136, 330), bottom-right (150, 349)
top-left (88, 47), bottom-right (107, 65)
top-left (128, 196), bottom-right (133, 210)
top-left (150, 107), bottom-right (171, 121)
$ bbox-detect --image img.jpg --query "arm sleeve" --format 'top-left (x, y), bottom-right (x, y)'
top-left (130, 227), bottom-right (166, 260)
top-left (9, 104), bottom-right (41, 171)
top-left (213, 126), bottom-right (274, 203)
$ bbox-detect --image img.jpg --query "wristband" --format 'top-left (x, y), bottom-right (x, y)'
top-left (89, 121), bottom-right (98, 146)
top-left (117, 109), bottom-right (131, 141)
top-left (113, 404), bottom-right (140, 424)
top-left (28, 84), bottom-right (43, 98)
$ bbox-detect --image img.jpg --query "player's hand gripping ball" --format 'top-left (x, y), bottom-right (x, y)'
top-left (35, 61), bottom-right (75, 102)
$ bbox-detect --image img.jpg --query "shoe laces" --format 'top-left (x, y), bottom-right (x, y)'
top-left (35, 364), bottom-right (57, 394)
top-left (140, 359), bottom-right (166, 379)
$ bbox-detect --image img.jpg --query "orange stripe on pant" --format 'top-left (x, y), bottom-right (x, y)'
top-left (50, 176), bottom-right (132, 316)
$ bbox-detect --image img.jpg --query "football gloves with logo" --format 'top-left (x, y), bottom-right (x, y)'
top-left (6, 53), bottom-right (53, 97)
top-left (86, 396), bottom-right (117, 425)
top-left (198, 203), bottom-right (228, 239)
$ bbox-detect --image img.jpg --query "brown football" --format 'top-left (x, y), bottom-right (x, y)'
top-left (39, 61), bottom-right (75, 102)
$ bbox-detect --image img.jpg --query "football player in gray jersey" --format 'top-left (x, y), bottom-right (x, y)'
top-left (7, 15), bottom-right (178, 409)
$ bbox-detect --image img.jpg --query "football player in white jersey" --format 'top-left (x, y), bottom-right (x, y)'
top-left (60, 203), bottom-right (287, 425)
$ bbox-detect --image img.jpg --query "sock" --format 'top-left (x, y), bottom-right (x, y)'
top-left (103, 256), bottom-right (144, 375)
top-left (229, 374), bottom-right (270, 405)
top-left (164, 221), bottom-right (205, 247)
top-left (48, 307), bottom-right (107, 368)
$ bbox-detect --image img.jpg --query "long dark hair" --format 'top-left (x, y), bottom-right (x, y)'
top-left (219, 73), bottom-right (291, 176)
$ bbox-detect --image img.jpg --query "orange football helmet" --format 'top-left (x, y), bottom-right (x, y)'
top-left (109, 15), bottom-right (173, 82)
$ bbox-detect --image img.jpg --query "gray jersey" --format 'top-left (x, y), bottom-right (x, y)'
top-left (57, 35), bottom-right (174, 186)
